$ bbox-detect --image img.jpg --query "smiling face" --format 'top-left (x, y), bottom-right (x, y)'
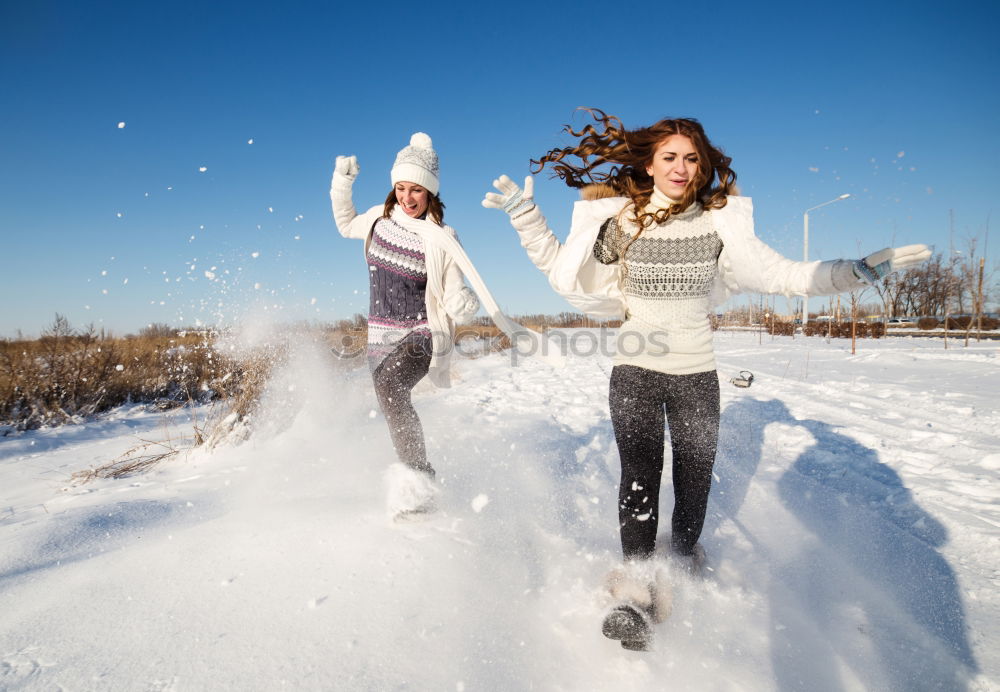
top-left (646, 134), bottom-right (700, 201)
top-left (394, 181), bottom-right (430, 218)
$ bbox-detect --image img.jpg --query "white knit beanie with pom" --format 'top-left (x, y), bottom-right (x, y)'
top-left (391, 132), bottom-right (440, 195)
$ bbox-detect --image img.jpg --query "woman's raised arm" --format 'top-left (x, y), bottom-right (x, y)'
top-left (329, 154), bottom-right (369, 239)
top-left (483, 174), bottom-right (564, 277)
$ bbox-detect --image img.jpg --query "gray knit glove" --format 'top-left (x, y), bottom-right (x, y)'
top-left (483, 175), bottom-right (537, 219)
top-left (852, 244), bottom-right (931, 284)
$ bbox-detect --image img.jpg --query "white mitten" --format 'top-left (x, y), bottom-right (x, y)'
top-left (332, 155), bottom-right (360, 188)
top-left (330, 155), bottom-right (361, 232)
top-left (853, 244), bottom-right (931, 284)
top-left (444, 286), bottom-right (480, 324)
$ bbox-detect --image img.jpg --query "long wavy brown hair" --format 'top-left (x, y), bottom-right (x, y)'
top-left (383, 189), bottom-right (446, 226)
top-left (532, 108), bottom-right (737, 232)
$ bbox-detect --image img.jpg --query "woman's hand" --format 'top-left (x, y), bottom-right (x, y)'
top-left (853, 244), bottom-right (931, 284)
top-left (483, 175), bottom-right (535, 219)
top-left (333, 155), bottom-right (360, 184)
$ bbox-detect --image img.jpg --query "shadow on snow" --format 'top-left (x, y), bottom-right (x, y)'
top-left (715, 397), bottom-right (978, 691)
top-left (0, 497), bottom-right (215, 586)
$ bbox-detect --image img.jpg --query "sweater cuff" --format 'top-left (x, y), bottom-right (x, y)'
top-left (829, 259), bottom-right (865, 292)
top-left (511, 204), bottom-right (549, 240)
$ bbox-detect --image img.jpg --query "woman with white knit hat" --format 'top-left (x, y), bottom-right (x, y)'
top-left (330, 132), bottom-right (480, 519)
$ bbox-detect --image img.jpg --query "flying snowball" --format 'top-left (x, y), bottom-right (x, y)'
top-left (199, 166), bottom-right (207, 173)
top-left (117, 122), bottom-right (125, 129)
top-left (471, 494), bottom-right (490, 513)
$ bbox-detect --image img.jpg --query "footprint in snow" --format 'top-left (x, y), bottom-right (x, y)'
top-left (307, 596), bottom-right (328, 609)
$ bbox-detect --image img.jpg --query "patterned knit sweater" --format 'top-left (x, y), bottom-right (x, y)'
top-left (594, 192), bottom-right (722, 375)
top-left (366, 217), bottom-right (431, 370)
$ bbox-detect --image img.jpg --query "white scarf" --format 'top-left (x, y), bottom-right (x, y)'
top-left (389, 207), bottom-right (565, 368)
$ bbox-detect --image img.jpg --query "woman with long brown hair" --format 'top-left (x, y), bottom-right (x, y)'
top-left (483, 109), bottom-right (930, 649)
top-left (331, 132), bottom-right (481, 520)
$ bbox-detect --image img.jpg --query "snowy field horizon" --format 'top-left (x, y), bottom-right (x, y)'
top-left (2, 329), bottom-right (998, 690)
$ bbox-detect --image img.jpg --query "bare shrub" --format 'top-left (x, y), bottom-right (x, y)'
top-left (200, 348), bottom-right (278, 448)
top-left (803, 322), bottom-right (832, 337)
top-left (917, 317), bottom-right (940, 330)
top-left (138, 323), bottom-right (178, 339)
top-left (825, 322), bottom-right (885, 339)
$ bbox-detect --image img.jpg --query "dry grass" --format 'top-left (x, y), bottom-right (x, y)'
top-left (1, 315), bottom-right (281, 481)
top-left (71, 438), bottom-right (183, 482)
top-left (0, 317), bottom-right (251, 430)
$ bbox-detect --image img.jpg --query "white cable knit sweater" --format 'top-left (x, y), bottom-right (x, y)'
top-left (594, 191), bottom-right (723, 374)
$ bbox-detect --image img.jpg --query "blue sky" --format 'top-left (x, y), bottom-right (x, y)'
top-left (2, 0), bottom-right (998, 337)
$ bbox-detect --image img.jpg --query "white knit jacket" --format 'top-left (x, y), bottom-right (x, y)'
top-left (509, 195), bottom-right (864, 319)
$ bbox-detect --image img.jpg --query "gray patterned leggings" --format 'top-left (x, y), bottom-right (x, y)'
top-left (371, 334), bottom-right (433, 476)
top-left (609, 365), bottom-right (720, 560)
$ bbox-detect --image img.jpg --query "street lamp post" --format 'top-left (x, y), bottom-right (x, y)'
top-left (802, 193), bottom-right (851, 327)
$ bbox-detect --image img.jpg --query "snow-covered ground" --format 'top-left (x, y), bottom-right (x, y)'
top-left (2, 331), bottom-right (998, 691)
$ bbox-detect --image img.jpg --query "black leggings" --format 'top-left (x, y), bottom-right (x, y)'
top-left (609, 365), bottom-right (720, 560)
top-left (371, 335), bottom-right (433, 476)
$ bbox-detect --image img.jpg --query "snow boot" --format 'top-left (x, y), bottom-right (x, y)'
top-left (384, 463), bottom-right (438, 521)
top-left (602, 604), bottom-right (651, 651)
top-left (602, 563), bottom-right (673, 650)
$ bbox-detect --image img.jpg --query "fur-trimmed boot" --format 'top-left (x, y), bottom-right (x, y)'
top-left (384, 463), bottom-right (438, 521)
top-left (601, 563), bottom-right (673, 651)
